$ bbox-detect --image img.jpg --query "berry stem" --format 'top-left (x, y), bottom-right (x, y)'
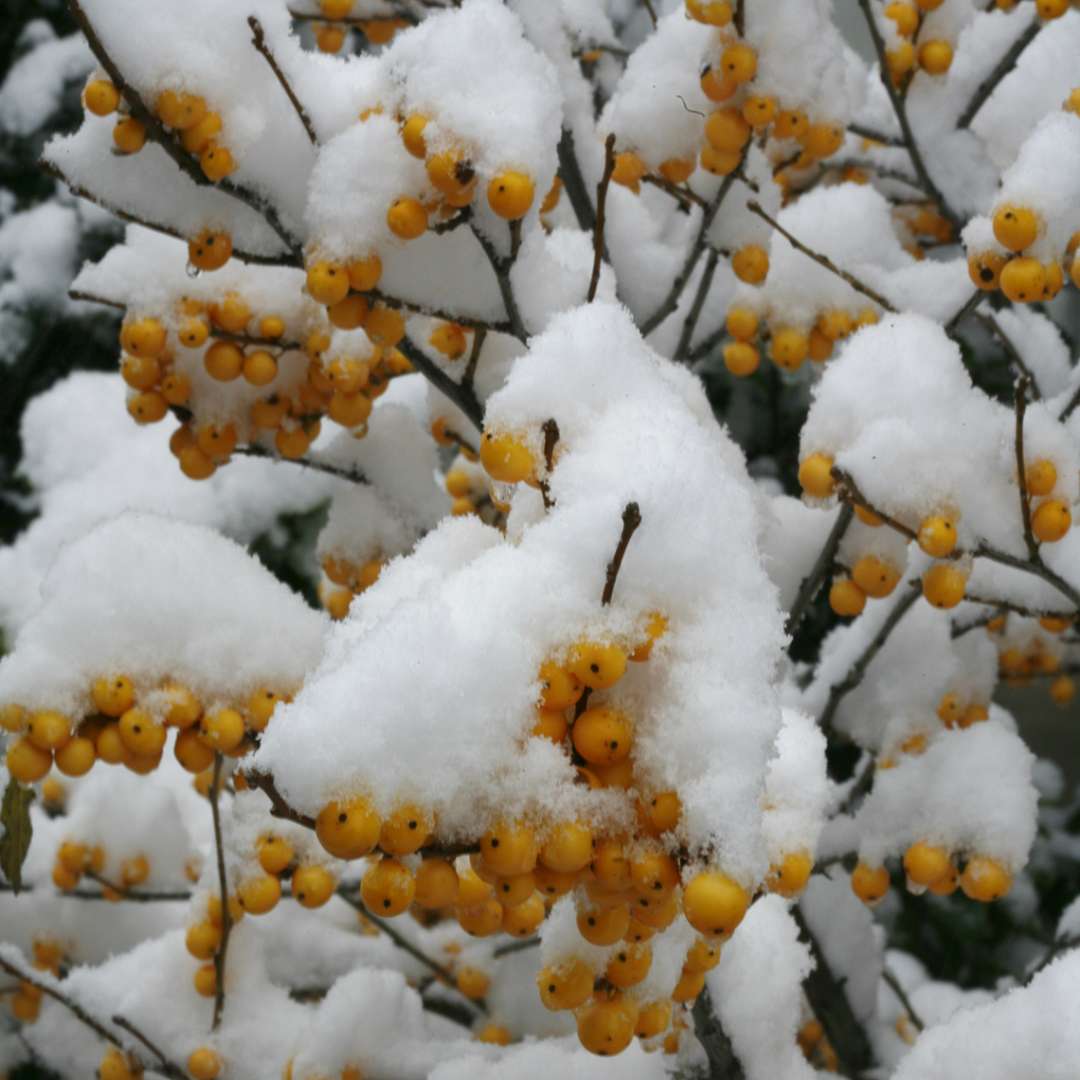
top-left (881, 966), bottom-right (925, 1032)
top-left (602, 502), bottom-right (642, 607)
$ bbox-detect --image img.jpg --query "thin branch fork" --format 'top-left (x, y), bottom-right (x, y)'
top-left (674, 247), bottom-right (720, 363)
top-left (641, 173), bottom-right (708, 211)
top-left (978, 311), bottom-right (1039, 394)
top-left (785, 503), bottom-right (855, 639)
top-left (68, 0), bottom-right (303, 256)
top-left (692, 985), bottom-right (746, 1079)
top-left (234, 445), bottom-right (370, 487)
top-left (855, 0), bottom-right (960, 231)
top-left (396, 335), bottom-right (484, 432)
top-left (0, 956), bottom-right (186, 1079)
top-left (587, 134), bottom-right (617, 303)
top-left (470, 221), bottom-right (528, 342)
top-left (957, 18), bottom-right (1042, 130)
top-left (249, 17), bottom-right (318, 146)
top-left (831, 468), bottom-right (917, 543)
top-left (602, 502), bottom-right (642, 606)
top-left (746, 200), bottom-right (896, 312)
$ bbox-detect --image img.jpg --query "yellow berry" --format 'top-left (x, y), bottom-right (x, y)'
top-left (92, 675), bottom-right (135, 718)
top-left (700, 67), bottom-right (737, 103)
top-left (306, 261), bottom-right (350, 306)
top-left (502, 892), bottom-right (546, 936)
top-left (774, 109), bottom-right (809, 140)
top-left (830, 577), bottom-right (866, 617)
top-left (203, 341), bottom-right (243, 382)
top-left (429, 322), bottom-right (468, 359)
top-left (704, 107), bottom-right (750, 153)
top-left (606, 942), bottom-right (652, 989)
top-left (800, 122), bottom-right (844, 159)
top-left (639, 791), bottom-right (681, 836)
top-left (968, 251), bottom-right (1007, 291)
top-left (379, 804), bottom-right (433, 855)
top-left (852, 555), bottom-right (901, 599)
top-left (361, 856), bottom-right (415, 916)
top-left (315, 796), bottom-right (381, 859)
top-left (567, 641), bottom-right (627, 690)
top-left (993, 205), bottom-right (1041, 252)
top-left (683, 871), bottom-right (749, 938)
top-left (798, 453), bottom-right (835, 498)
top-left (456, 897), bottom-right (504, 936)
top-left (198, 707), bottom-right (246, 753)
top-left (387, 197), bottom-right (429, 240)
top-left (685, 0), bottom-right (733, 25)
top-left (723, 341), bottom-right (760, 377)
top-left (540, 821), bottom-right (593, 873)
top-left (731, 244), bottom-right (769, 284)
top-left (401, 113), bottom-right (428, 158)
top-left (918, 515), bottom-right (957, 558)
top-left (113, 117), bottom-right (146, 153)
top-left (187, 1047), bottom-right (223, 1080)
top-left (414, 857), bottom-right (459, 908)
top-left (903, 841), bottom-right (953, 887)
top-left (538, 662), bottom-right (582, 709)
top-left (850, 862), bottom-right (890, 905)
top-left (55, 736), bottom-right (96, 777)
top-left (480, 430), bottom-right (534, 484)
top-left (487, 171), bottom-right (535, 219)
top-left (292, 864), bottom-right (336, 908)
top-left (742, 95), bottom-right (777, 129)
top-left (120, 318), bottom-right (166, 359)
top-left (885, 1), bottom-right (919, 34)
top-left (27, 710), bottom-right (71, 752)
top-left (770, 327), bottom-right (808, 371)
top-left (238, 873), bottom-right (282, 915)
top-left (84, 78), bottom-right (120, 116)
top-left (537, 957), bottom-right (594, 1010)
top-left (577, 902), bottom-right (631, 946)
top-left (684, 937), bottom-right (722, 973)
top-left (1049, 675), bottom-right (1076, 706)
top-left (347, 253), bottom-right (382, 292)
top-left (456, 966), bottom-right (490, 999)
top-left (200, 144), bottom-right (236, 183)
top-left (193, 963), bottom-right (217, 998)
top-left (572, 706), bottom-right (632, 766)
top-left (671, 966), bottom-right (706, 1003)
top-left (922, 563), bottom-right (966, 609)
top-left (188, 228), bottom-right (232, 271)
top-left (635, 999), bottom-right (672, 1038)
top-left (1031, 499), bottom-right (1071, 543)
top-left (576, 994), bottom-right (637, 1056)
top-left (918, 40), bottom-right (953, 75)
top-left (960, 855), bottom-right (1012, 901)
top-left (6, 737), bottom-right (52, 783)
top-left (479, 821), bottom-right (538, 877)
top-left (256, 834), bottom-right (294, 875)
top-left (721, 42), bottom-right (757, 83)
top-left (767, 851), bottom-right (813, 898)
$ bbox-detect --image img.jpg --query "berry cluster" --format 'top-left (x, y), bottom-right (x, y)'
top-left (881, 0), bottom-right (955, 83)
top-left (311, 0), bottom-right (408, 54)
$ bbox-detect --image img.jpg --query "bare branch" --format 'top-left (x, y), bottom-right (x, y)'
top-left (746, 200), bottom-right (896, 312)
top-left (209, 754), bottom-right (231, 1030)
top-left (249, 17), bottom-right (318, 146)
top-left (785, 503), bottom-right (855, 639)
top-left (1014, 374), bottom-right (1039, 560)
top-left (396, 336), bottom-right (484, 432)
top-left (588, 134), bottom-right (617, 303)
top-left (881, 967), bottom-right (925, 1032)
top-left (557, 128), bottom-right (596, 234)
top-left (691, 985), bottom-right (745, 1079)
top-left (470, 223), bottom-right (527, 342)
top-left (233, 445), bottom-right (370, 487)
top-left (957, 18), bottom-right (1042, 129)
top-left (602, 502), bottom-right (642, 606)
top-left (675, 247), bottom-right (720, 363)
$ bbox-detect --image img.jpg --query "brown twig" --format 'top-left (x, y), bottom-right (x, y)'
top-left (461, 327), bottom-right (486, 394)
top-left (233, 446), bottom-right (369, 487)
top-left (641, 173), bottom-right (708, 211)
top-left (785, 503), bottom-right (855, 639)
top-left (855, 0), bottom-right (960, 230)
top-left (68, 0), bottom-right (302, 255)
top-left (831, 468), bottom-right (917, 542)
top-left (819, 581), bottom-right (923, 737)
top-left (470, 224), bottom-right (527, 341)
top-left (588, 134), bottom-right (617, 303)
top-left (640, 168), bottom-right (742, 335)
top-left (641, 0), bottom-right (658, 26)
top-left (45, 161), bottom-right (301, 267)
top-left (396, 336), bottom-right (484, 431)
top-left (0, 956), bottom-right (186, 1078)
top-left (335, 890), bottom-right (486, 1013)
top-left (557, 127), bottom-right (596, 233)
top-left (0, 880), bottom-right (191, 902)
top-left (1060, 384), bottom-right (1080, 423)
top-left (1014, 374), bottom-right (1039, 560)
top-left (957, 18), bottom-right (1042, 129)
top-left (881, 967), bottom-right (925, 1031)
top-left (1024, 933), bottom-right (1080, 985)
top-left (746, 200), bottom-right (896, 312)
top-left (602, 503), bottom-right (642, 606)
top-left (847, 123), bottom-right (903, 148)
top-left (691, 985), bottom-right (746, 1080)
top-left (366, 287), bottom-right (512, 336)
top-left (540, 418), bottom-right (560, 511)
top-left (244, 770), bottom-right (316, 829)
top-left (209, 754), bottom-right (231, 1030)
top-left (493, 936), bottom-right (541, 957)
top-left (249, 17), bottom-right (318, 145)
top-left (978, 312), bottom-right (1039, 394)
top-left (944, 289), bottom-right (984, 335)
top-left (674, 247), bottom-right (720, 363)
top-left (793, 906), bottom-right (876, 1076)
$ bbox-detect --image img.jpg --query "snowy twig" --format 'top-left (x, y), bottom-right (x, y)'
top-left (602, 502), bottom-right (643, 606)
top-left (957, 18), bottom-right (1042, 130)
top-left (233, 446), bottom-right (370, 487)
top-left (847, 123), bottom-right (904, 148)
top-left (470, 223), bottom-right (528, 342)
top-left (1024, 933), bottom-right (1080, 985)
top-left (0, 955), bottom-right (186, 1078)
top-left (691, 985), bottom-right (745, 1080)
top-left (640, 168), bottom-right (742, 335)
top-left (366, 286), bottom-right (513, 336)
top-left (950, 611), bottom-right (997, 639)
top-left (335, 890), bottom-right (487, 1014)
top-left (746, 201), bottom-right (896, 313)
top-left (785, 503), bottom-right (856, 639)
top-left (974, 543), bottom-right (1080, 612)
top-left (493, 936), bottom-right (540, 957)
top-left (855, 0), bottom-right (960, 230)
top-left (943, 289), bottom-right (984, 335)
top-left (209, 754), bottom-right (231, 1030)
top-left (396, 336), bottom-right (485, 431)
top-left (961, 595), bottom-right (1072, 622)
top-left (588, 134), bottom-right (617, 303)
top-left (68, 0), bottom-right (303, 256)
top-left (68, 288), bottom-right (125, 311)
top-left (1059, 384), bottom-right (1080, 423)
top-left (831, 468), bottom-right (918, 543)
top-left (249, 17), bottom-right (318, 146)
top-left (881, 966), bottom-right (925, 1031)
top-left (641, 0), bottom-right (658, 27)
top-left (674, 247), bottom-right (720, 363)
top-left (1013, 374), bottom-right (1040, 561)
top-left (539, 417), bottom-right (560, 511)
top-left (792, 906), bottom-right (876, 1076)
top-left (0, 880), bottom-right (191, 902)
top-left (836, 754), bottom-right (876, 816)
top-left (977, 312), bottom-right (1039, 395)
top-left (818, 581), bottom-right (923, 737)
top-left (641, 173), bottom-right (708, 210)
top-left (461, 328), bottom-right (486, 395)
top-left (557, 128), bottom-right (596, 233)
top-left (244, 769), bottom-right (317, 829)
top-left (46, 162), bottom-right (301, 268)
